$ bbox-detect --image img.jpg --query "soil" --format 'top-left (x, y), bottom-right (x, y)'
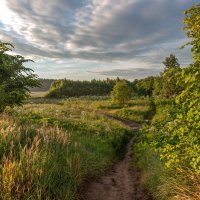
top-left (80, 116), bottom-right (153, 200)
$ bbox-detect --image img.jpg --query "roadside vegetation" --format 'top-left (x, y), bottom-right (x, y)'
top-left (134, 99), bottom-right (200, 200)
top-left (134, 4), bottom-right (200, 200)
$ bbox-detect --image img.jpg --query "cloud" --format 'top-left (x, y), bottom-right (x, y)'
top-left (0, 0), bottom-right (196, 79)
top-left (87, 67), bottom-right (161, 79)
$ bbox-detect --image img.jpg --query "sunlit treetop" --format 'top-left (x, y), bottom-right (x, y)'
top-left (183, 3), bottom-right (200, 61)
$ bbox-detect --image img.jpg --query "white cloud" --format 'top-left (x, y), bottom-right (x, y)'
top-left (0, 0), bottom-right (196, 79)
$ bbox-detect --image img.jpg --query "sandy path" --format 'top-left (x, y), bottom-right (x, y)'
top-left (81, 116), bottom-right (152, 200)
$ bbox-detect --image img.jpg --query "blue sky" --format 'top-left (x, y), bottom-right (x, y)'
top-left (0, 0), bottom-right (197, 80)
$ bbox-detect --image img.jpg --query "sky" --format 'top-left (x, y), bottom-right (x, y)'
top-left (0, 0), bottom-right (197, 80)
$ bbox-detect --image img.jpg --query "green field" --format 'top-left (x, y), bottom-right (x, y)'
top-left (0, 97), bottom-right (152, 199)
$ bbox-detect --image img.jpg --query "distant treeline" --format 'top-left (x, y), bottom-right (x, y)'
top-left (46, 54), bottom-right (183, 99)
top-left (30, 79), bottom-right (55, 92)
top-left (37, 54), bottom-right (183, 99)
top-left (46, 78), bottom-right (134, 98)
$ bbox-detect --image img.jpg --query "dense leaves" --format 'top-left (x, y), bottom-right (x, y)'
top-left (135, 76), bottom-right (154, 96)
top-left (163, 3), bottom-right (200, 172)
top-left (163, 4), bottom-right (200, 172)
top-left (163, 54), bottom-right (180, 70)
top-left (0, 41), bottom-right (40, 112)
top-left (134, 4), bottom-right (200, 199)
top-left (182, 3), bottom-right (200, 61)
top-left (111, 80), bottom-right (133, 104)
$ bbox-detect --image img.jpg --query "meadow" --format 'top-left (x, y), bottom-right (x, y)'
top-left (0, 95), bottom-right (199, 200)
top-left (0, 97), bottom-right (151, 199)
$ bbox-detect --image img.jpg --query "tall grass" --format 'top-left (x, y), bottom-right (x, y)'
top-left (0, 116), bottom-right (72, 199)
top-left (158, 169), bottom-right (200, 200)
top-left (1, 98), bottom-right (132, 199)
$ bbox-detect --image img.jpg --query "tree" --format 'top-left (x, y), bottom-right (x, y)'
top-left (111, 80), bottom-right (132, 104)
top-left (178, 3), bottom-right (200, 104)
top-left (182, 3), bottom-right (200, 61)
top-left (160, 4), bottom-right (200, 172)
top-left (0, 41), bottom-right (40, 112)
top-left (160, 54), bottom-right (182, 98)
top-left (163, 54), bottom-right (180, 70)
top-left (135, 76), bottom-right (154, 96)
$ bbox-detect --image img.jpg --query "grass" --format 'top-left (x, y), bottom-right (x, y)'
top-left (1, 98), bottom-right (135, 199)
top-left (108, 99), bottom-right (155, 123)
top-left (62, 97), bottom-right (153, 123)
top-left (0, 96), bottom-right (155, 199)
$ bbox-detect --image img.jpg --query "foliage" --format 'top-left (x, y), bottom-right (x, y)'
top-left (159, 3), bottom-right (200, 173)
top-left (135, 76), bottom-right (154, 96)
top-left (161, 61), bottom-right (200, 173)
top-left (152, 55), bottom-right (183, 98)
top-left (0, 41), bottom-right (40, 112)
top-left (134, 99), bottom-right (200, 199)
top-left (153, 76), bottom-right (163, 97)
top-left (46, 78), bottom-right (134, 98)
top-left (111, 80), bottom-right (133, 104)
top-left (134, 4), bottom-right (200, 199)
top-left (182, 3), bottom-right (200, 61)
top-left (163, 54), bottom-right (180, 70)
top-left (161, 66), bottom-right (183, 98)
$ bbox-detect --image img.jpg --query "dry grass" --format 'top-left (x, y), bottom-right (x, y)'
top-left (0, 117), bottom-right (70, 199)
top-left (155, 169), bottom-right (200, 200)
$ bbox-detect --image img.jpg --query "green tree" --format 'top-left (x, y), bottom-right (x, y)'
top-left (182, 3), bottom-right (200, 61)
top-left (162, 66), bottom-right (182, 98)
top-left (0, 41), bottom-right (40, 112)
top-left (161, 54), bottom-right (182, 98)
top-left (135, 76), bottom-right (154, 96)
top-left (111, 80), bottom-right (132, 104)
top-left (163, 54), bottom-right (180, 70)
top-left (159, 4), bottom-right (200, 172)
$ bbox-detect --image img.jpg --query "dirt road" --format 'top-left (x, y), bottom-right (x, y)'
top-left (81, 117), bottom-right (152, 200)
